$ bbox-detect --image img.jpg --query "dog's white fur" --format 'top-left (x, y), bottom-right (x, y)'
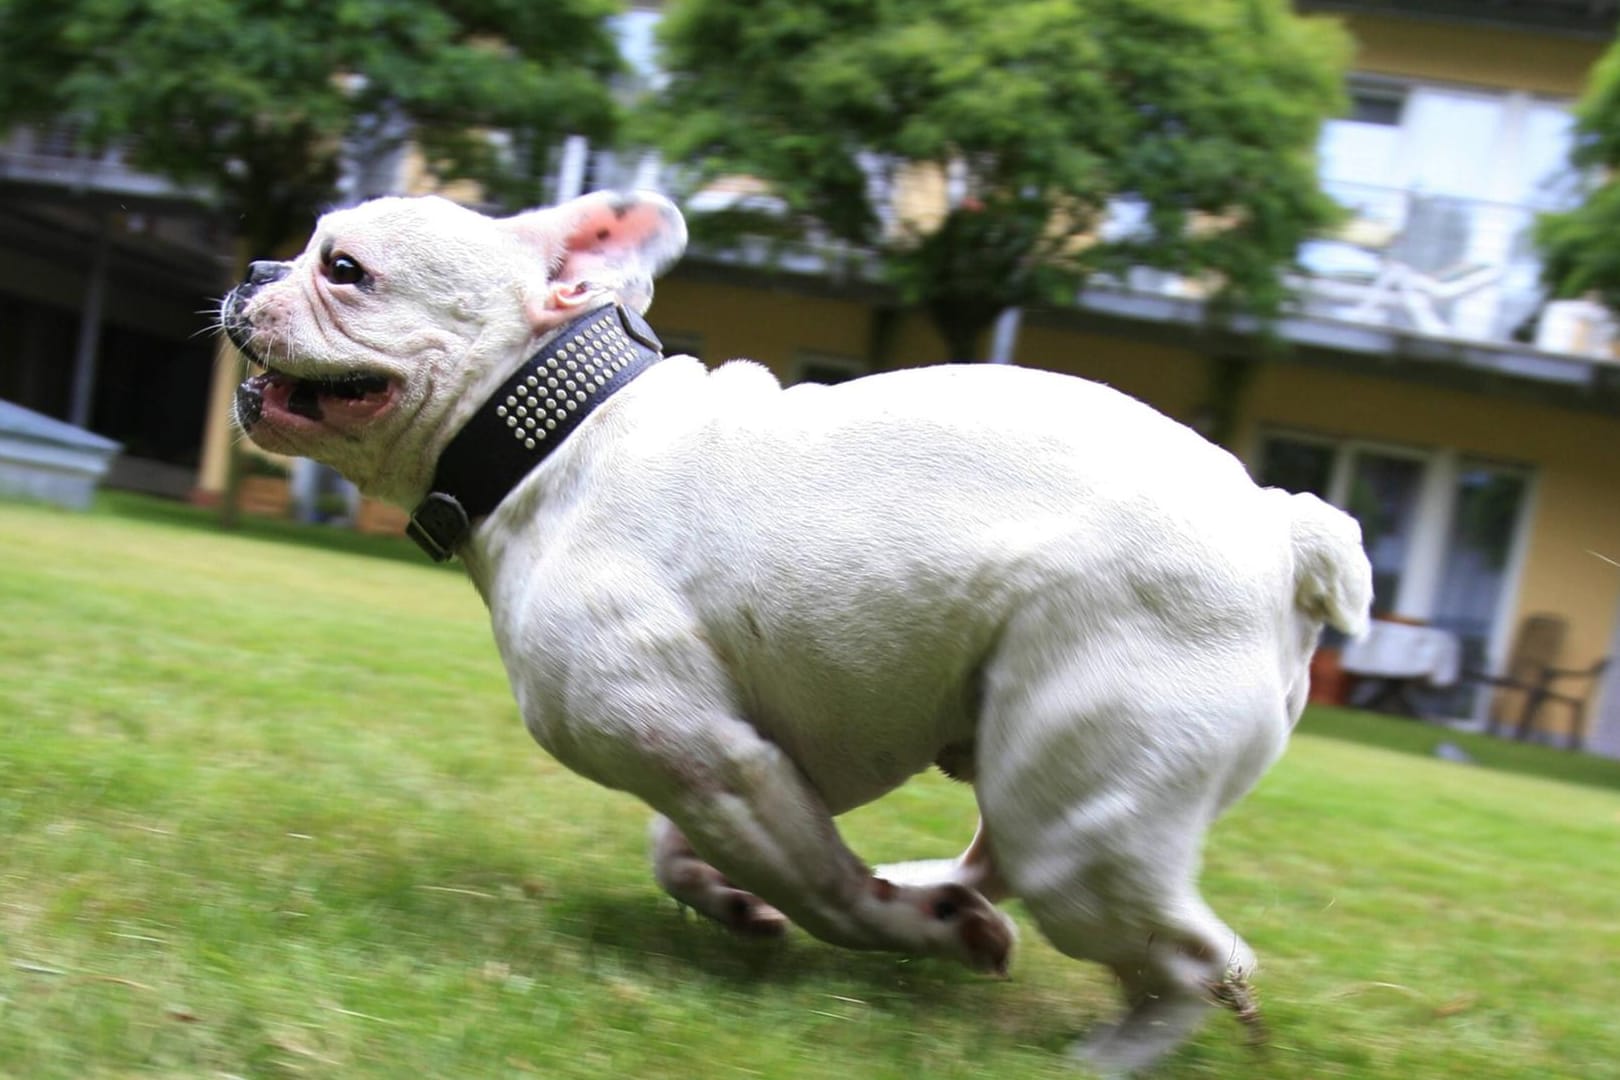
top-left (227, 190), bottom-right (1372, 1072)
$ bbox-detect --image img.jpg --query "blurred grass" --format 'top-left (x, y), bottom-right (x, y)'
top-left (1, 493), bottom-right (1617, 1079)
top-left (1298, 707), bottom-right (1620, 793)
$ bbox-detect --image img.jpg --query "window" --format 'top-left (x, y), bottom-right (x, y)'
top-left (1318, 81), bottom-right (1406, 189)
top-left (1430, 463), bottom-right (1532, 674)
top-left (1345, 451), bottom-right (1428, 618)
top-left (1401, 88), bottom-right (1507, 201)
top-left (1350, 86), bottom-right (1404, 127)
top-left (1517, 103), bottom-right (1580, 211)
top-left (1257, 436), bottom-right (1334, 499)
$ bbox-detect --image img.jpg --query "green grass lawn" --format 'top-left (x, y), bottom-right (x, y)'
top-left (2, 494), bottom-right (1617, 1079)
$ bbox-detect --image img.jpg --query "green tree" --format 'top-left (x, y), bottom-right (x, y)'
top-left (643, 0), bottom-right (1349, 361)
top-left (0, 0), bottom-right (622, 255)
top-left (1536, 36), bottom-right (1620, 312)
top-left (0, 0), bottom-right (622, 522)
top-left (0, 0), bottom-right (623, 256)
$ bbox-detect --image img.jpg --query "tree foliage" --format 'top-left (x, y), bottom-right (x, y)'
top-left (0, 0), bottom-right (623, 255)
top-left (643, 0), bottom-right (1350, 359)
top-left (1536, 34), bottom-right (1620, 312)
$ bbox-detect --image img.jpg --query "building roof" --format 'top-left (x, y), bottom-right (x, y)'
top-left (1298, 0), bottom-right (1620, 40)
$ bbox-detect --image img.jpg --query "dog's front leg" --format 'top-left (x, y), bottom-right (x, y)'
top-left (608, 714), bottom-right (1015, 974)
top-left (649, 814), bottom-right (789, 937)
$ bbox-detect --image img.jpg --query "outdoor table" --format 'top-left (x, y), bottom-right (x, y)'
top-left (1339, 620), bottom-right (1462, 718)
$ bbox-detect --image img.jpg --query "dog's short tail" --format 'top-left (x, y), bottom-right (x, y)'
top-left (1286, 492), bottom-right (1373, 637)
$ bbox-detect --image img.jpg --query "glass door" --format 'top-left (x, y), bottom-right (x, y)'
top-left (1428, 462), bottom-right (1531, 708)
top-left (1343, 449), bottom-right (1426, 619)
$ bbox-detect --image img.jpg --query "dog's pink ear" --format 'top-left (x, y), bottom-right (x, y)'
top-left (503, 190), bottom-right (687, 334)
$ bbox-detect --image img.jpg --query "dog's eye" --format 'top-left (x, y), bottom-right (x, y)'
top-left (327, 253), bottom-right (367, 286)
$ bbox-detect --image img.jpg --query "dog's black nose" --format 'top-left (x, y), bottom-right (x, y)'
top-left (247, 260), bottom-right (291, 286)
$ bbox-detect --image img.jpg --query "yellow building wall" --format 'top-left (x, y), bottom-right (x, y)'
top-left (651, 280), bottom-right (1215, 416)
top-left (1013, 323), bottom-right (1211, 425)
top-left (652, 276), bottom-right (964, 376)
top-left (1340, 14), bottom-right (1604, 96)
top-left (1238, 362), bottom-right (1620, 686)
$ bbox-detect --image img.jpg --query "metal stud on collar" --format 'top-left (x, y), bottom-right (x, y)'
top-left (492, 313), bottom-right (642, 456)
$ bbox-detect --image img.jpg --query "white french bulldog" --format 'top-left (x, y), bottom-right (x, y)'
top-left (222, 189), bottom-right (1371, 1073)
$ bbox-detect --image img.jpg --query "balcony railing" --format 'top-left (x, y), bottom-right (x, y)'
top-left (7, 121), bottom-right (1614, 365)
top-left (1092, 179), bottom-right (1615, 359)
top-left (0, 124), bottom-right (208, 203)
top-left (611, 140), bottom-right (1615, 361)
top-left (1293, 179), bottom-right (1609, 353)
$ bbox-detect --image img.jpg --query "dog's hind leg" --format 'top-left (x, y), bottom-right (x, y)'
top-left (973, 609), bottom-right (1290, 1072)
top-left (987, 759), bottom-right (1266, 1073)
top-left (649, 814), bottom-right (789, 937)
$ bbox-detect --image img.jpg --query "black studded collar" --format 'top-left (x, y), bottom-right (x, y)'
top-left (406, 303), bottom-right (663, 562)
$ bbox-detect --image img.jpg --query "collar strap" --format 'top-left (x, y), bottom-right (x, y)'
top-left (407, 303), bottom-right (663, 562)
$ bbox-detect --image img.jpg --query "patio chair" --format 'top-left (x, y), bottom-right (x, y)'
top-left (1467, 614), bottom-right (1610, 750)
top-left (1513, 656), bottom-right (1612, 751)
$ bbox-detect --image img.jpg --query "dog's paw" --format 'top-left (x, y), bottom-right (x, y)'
top-left (1072, 994), bottom-right (1217, 1076)
top-left (717, 888), bottom-right (790, 938)
top-left (919, 882), bottom-right (1017, 976)
top-left (1071, 1026), bottom-right (1169, 1078)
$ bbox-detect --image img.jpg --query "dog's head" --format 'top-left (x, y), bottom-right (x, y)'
top-left (221, 190), bottom-right (686, 504)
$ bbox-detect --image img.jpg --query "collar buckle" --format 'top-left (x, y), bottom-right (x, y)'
top-left (406, 492), bottom-right (471, 563)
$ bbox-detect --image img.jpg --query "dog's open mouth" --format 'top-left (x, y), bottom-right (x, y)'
top-left (238, 367), bottom-right (397, 430)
